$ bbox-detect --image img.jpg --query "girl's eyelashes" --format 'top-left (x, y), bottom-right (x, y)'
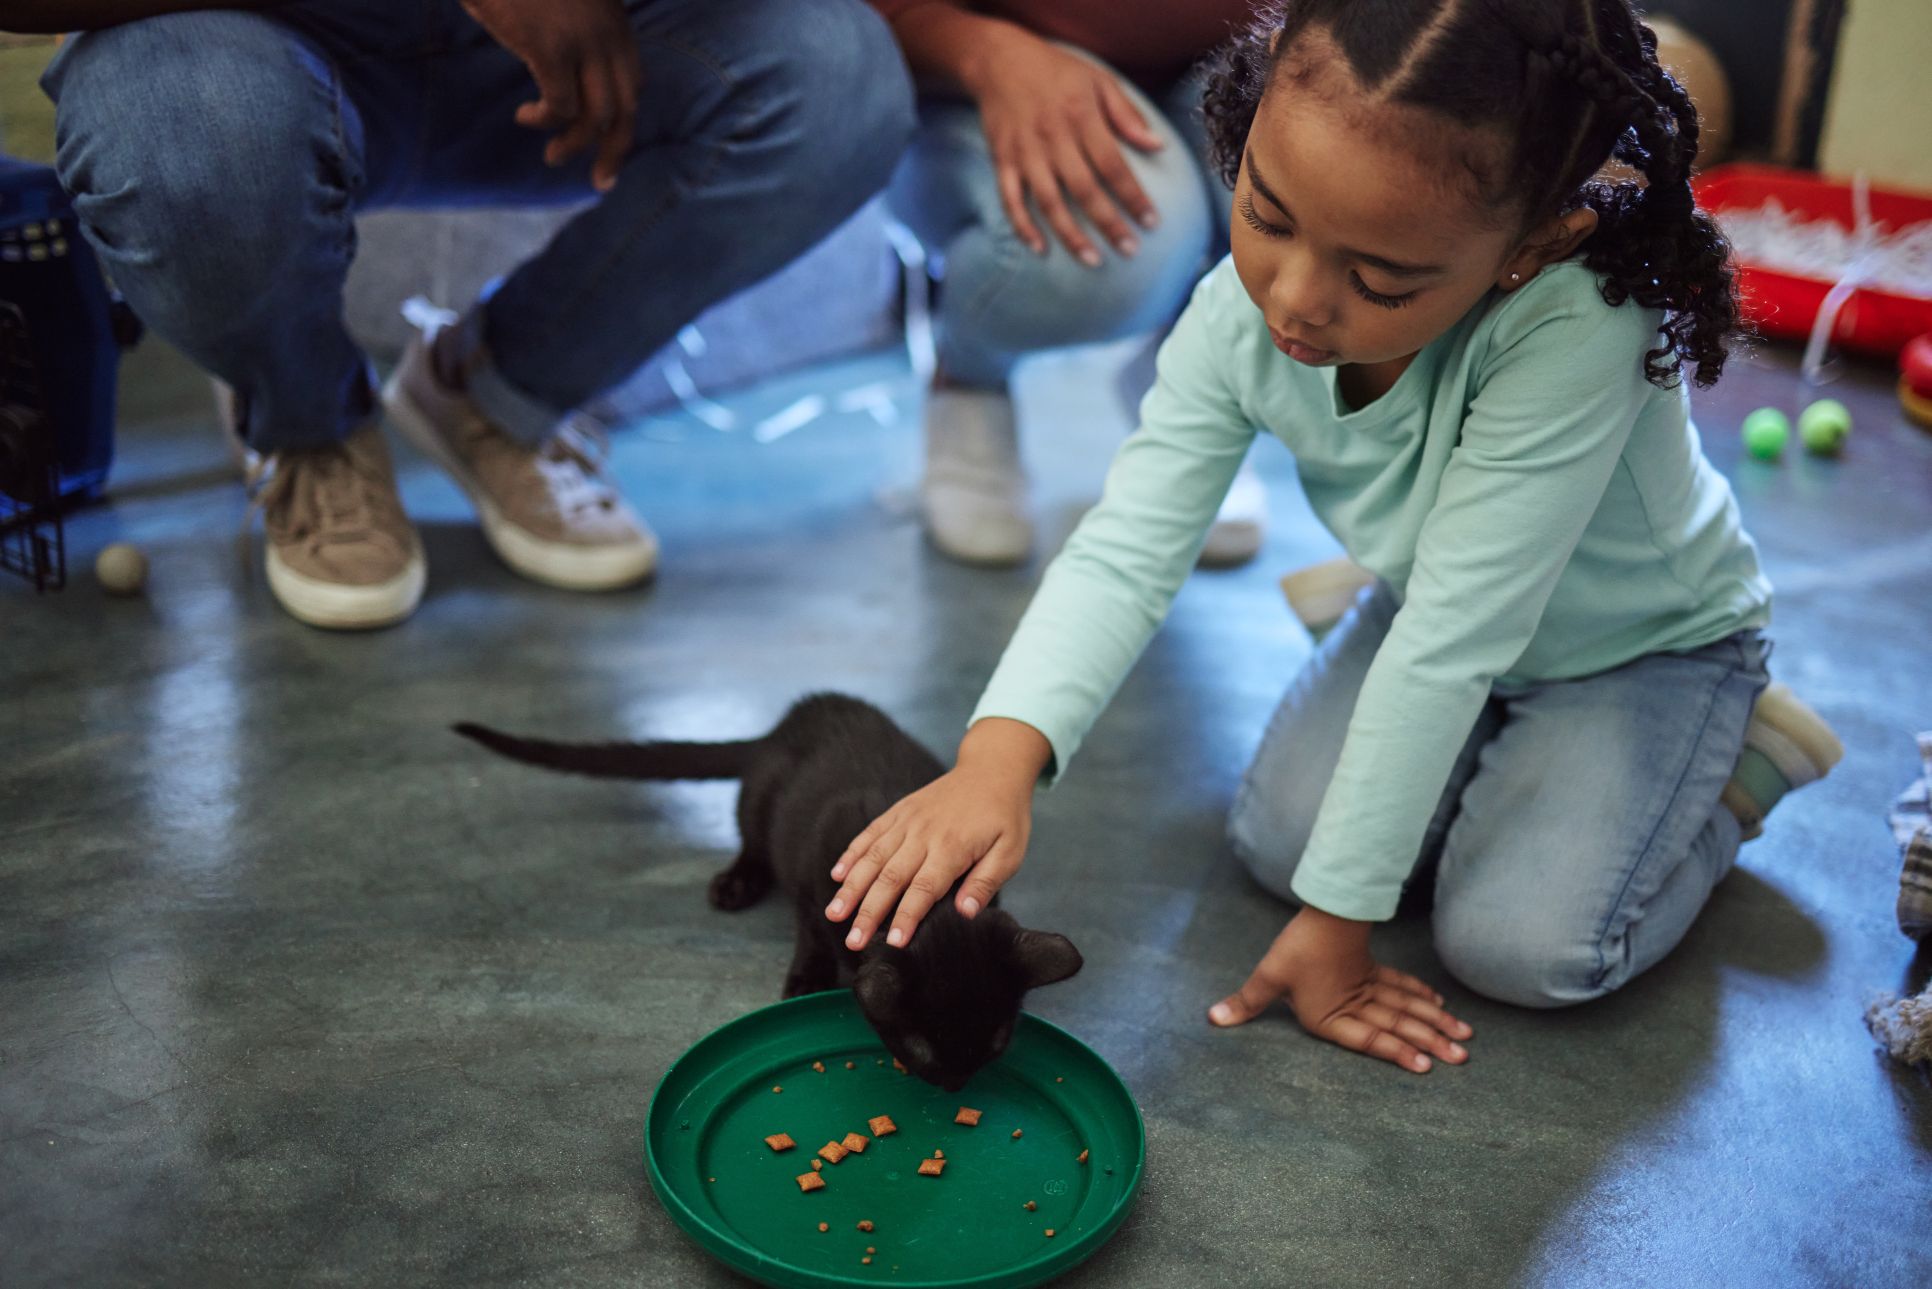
top-left (1349, 272), bottom-right (1415, 310)
top-left (1242, 189), bottom-right (1417, 311)
top-left (1238, 191), bottom-right (1287, 238)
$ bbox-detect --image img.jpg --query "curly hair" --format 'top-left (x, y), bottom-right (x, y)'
top-left (1201, 0), bottom-right (1739, 388)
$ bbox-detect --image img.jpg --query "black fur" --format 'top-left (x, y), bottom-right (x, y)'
top-left (453, 693), bottom-right (1081, 1091)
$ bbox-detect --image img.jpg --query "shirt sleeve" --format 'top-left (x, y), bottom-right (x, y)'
top-left (1287, 289), bottom-right (1662, 921)
top-left (970, 273), bottom-right (1259, 778)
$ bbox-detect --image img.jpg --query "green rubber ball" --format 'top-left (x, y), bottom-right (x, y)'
top-left (1742, 407), bottom-right (1790, 461)
top-left (1798, 398), bottom-right (1851, 455)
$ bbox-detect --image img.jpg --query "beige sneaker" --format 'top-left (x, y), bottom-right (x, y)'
top-left (382, 333), bottom-right (656, 591)
top-left (1279, 556), bottom-right (1377, 636)
top-left (921, 385), bottom-right (1033, 567)
top-left (253, 424), bottom-right (425, 630)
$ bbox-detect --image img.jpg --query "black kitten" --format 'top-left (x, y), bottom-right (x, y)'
top-left (453, 693), bottom-right (1081, 1091)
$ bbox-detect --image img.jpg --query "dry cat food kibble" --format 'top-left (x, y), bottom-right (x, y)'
top-left (772, 1086), bottom-right (783, 1094)
top-left (764, 1133), bottom-right (796, 1153)
top-left (1044, 1229), bottom-right (1056, 1239)
top-left (810, 1159), bottom-right (823, 1172)
top-left (868, 1115), bottom-right (897, 1137)
top-left (1055, 1077), bottom-right (1063, 1083)
top-left (1077, 1149), bottom-right (1089, 1164)
top-left (917, 1158), bottom-right (946, 1177)
top-left (818, 1222), bottom-right (829, 1233)
top-left (796, 1173), bottom-right (825, 1193)
top-left (866, 1245), bottom-right (877, 1254)
top-left (862, 1257), bottom-right (873, 1266)
top-left (812, 1061), bottom-right (825, 1073)
top-left (1023, 1200), bottom-right (1037, 1212)
top-left (842, 1132), bottom-right (869, 1153)
top-left (857, 1220), bottom-right (875, 1233)
top-left (845, 1061), bottom-right (856, 1070)
top-left (892, 1058), bottom-right (907, 1073)
top-left (933, 1150), bottom-right (944, 1159)
top-left (953, 1107), bottom-right (982, 1126)
top-left (1011, 1130), bottom-right (1022, 1139)
top-left (818, 1141), bottom-right (849, 1165)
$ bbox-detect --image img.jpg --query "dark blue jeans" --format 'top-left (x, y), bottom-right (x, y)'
top-left (43, 0), bottom-right (914, 451)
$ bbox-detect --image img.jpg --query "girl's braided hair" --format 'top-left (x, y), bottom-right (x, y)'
top-left (1203, 0), bottom-right (1738, 387)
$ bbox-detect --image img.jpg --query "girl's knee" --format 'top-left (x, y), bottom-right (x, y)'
top-left (1227, 786), bottom-right (1312, 904)
top-left (1432, 905), bottom-right (1611, 1009)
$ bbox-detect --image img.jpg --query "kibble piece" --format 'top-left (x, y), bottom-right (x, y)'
top-left (811, 1159), bottom-right (823, 1172)
top-left (842, 1132), bottom-right (870, 1154)
top-left (795, 1172), bottom-right (825, 1193)
top-left (933, 1149), bottom-right (944, 1159)
top-left (857, 1220), bottom-right (875, 1233)
top-left (1055, 1076), bottom-right (1064, 1084)
top-left (862, 1257), bottom-right (873, 1266)
top-left (1011, 1130), bottom-right (1023, 1139)
top-left (1077, 1149), bottom-right (1089, 1164)
top-left (1044, 1229), bottom-right (1056, 1238)
top-left (866, 1245), bottom-right (876, 1254)
top-left (845, 1061), bottom-right (856, 1070)
top-left (868, 1115), bottom-right (897, 1137)
top-left (953, 1106), bottom-right (982, 1126)
top-left (917, 1158), bottom-right (946, 1177)
top-left (764, 1133), bottom-right (796, 1153)
top-left (892, 1058), bottom-right (907, 1074)
top-left (1024, 1200), bottom-right (1037, 1212)
top-left (818, 1141), bottom-right (849, 1164)
top-left (812, 1061), bottom-right (825, 1073)
top-left (818, 1222), bottom-right (829, 1233)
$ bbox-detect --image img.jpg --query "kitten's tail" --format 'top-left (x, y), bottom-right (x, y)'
top-left (451, 723), bottom-right (758, 780)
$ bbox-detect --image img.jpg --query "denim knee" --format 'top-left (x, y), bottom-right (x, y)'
top-left (738, 0), bottom-right (916, 198)
top-left (47, 17), bottom-right (348, 291)
top-left (1432, 900), bottom-right (1610, 1009)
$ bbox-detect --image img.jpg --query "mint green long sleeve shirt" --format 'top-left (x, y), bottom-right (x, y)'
top-left (970, 257), bottom-right (1772, 922)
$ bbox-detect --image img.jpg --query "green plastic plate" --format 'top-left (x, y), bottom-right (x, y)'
top-left (645, 991), bottom-right (1144, 1288)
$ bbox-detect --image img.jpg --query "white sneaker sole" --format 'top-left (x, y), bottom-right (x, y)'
top-left (382, 373), bottom-right (658, 592)
top-left (265, 542), bottom-right (425, 630)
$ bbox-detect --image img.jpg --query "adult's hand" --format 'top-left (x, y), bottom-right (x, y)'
top-left (462, 0), bottom-right (639, 191)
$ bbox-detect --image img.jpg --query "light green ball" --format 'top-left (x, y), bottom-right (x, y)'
top-left (1798, 398), bottom-right (1851, 455)
top-left (1742, 407), bottom-right (1790, 461)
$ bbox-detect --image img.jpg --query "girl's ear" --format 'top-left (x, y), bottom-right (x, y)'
top-left (1498, 207), bottom-right (1600, 291)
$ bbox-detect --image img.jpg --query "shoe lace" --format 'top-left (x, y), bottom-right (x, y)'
top-left (243, 437), bottom-right (394, 553)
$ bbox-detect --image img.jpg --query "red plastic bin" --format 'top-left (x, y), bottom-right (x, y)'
top-left (1693, 163), bottom-right (1932, 359)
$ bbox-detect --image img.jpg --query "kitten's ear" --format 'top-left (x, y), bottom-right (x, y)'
top-left (1013, 930), bottom-right (1083, 988)
top-left (853, 959), bottom-right (905, 1022)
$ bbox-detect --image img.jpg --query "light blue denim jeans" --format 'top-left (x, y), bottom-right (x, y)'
top-left (885, 58), bottom-right (1227, 388)
top-left (42, 0), bottom-right (914, 452)
top-left (1228, 582), bottom-right (1771, 1009)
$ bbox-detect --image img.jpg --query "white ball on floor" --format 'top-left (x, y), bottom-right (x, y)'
top-left (95, 543), bottom-right (148, 596)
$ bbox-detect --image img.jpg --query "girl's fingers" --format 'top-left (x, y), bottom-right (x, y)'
top-left (1327, 1014), bottom-right (1432, 1073)
top-left (1098, 77), bottom-right (1163, 155)
top-left (590, 53), bottom-right (637, 191)
top-left (846, 843), bottom-right (927, 950)
top-left (955, 835), bottom-right (1021, 918)
top-left (832, 811), bottom-right (894, 882)
top-left (545, 66), bottom-right (606, 166)
top-left (994, 152), bottom-right (1047, 255)
top-left (1373, 964), bottom-right (1446, 1008)
top-left (883, 849), bottom-right (970, 949)
top-left (1374, 983), bottom-right (1473, 1041)
top-left (1075, 113), bottom-right (1155, 240)
top-left (1359, 1000), bottom-right (1468, 1064)
top-left (825, 822), bottom-right (908, 920)
top-left (1208, 957), bottom-right (1288, 1028)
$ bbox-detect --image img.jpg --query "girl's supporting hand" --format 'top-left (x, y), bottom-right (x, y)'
top-left (1209, 906), bottom-right (1474, 1074)
top-left (825, 718), bottom-right (1052, 951)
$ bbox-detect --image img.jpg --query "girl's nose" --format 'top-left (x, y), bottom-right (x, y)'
top-left (1269, 253), bottom-right (1335, 332)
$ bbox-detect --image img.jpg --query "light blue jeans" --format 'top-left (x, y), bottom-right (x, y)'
top-left (1228, 582), bottom-right (1771, 1009)
top-left (885, 59), bottom-right (1228, 388)
top-left (42, 0), bottom-right (914, 452)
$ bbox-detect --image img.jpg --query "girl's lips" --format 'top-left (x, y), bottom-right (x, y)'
top-left (1271, 331), bottom-right (1337, 364)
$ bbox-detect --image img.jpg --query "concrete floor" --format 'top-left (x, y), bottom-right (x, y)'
top-left (3, 332), bottom-right (1929, 1287)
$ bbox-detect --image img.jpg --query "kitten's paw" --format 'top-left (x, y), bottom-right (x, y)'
top-left (708, 863), bottom-right (772, 911)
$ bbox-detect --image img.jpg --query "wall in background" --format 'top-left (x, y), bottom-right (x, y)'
top-left (1818, 0), bottom-right (1932, 188)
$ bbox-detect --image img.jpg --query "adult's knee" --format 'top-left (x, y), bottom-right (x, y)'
top-left (728, 0), bottom-right (916, 196)
top-left (48, 16), bottom-right (343, 281)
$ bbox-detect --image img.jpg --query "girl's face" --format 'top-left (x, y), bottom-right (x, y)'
top-left (1229, 55), bottom-right (1526, 371)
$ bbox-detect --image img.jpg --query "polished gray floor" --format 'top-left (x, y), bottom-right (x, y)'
top-left (4, 335), bottom-right (1928, 1287)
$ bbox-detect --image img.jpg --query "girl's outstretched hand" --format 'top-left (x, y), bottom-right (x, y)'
top-left (1209, 906), bottom-right (1474, 1074)
top-left (825, 718), bottom-right (1052, 951)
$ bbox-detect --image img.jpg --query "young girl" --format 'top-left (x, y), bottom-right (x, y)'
top-left (825, 0), bottom-right (1844, 1073)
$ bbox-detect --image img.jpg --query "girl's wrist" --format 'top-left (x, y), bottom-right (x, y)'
top-left (956, 717), bottom-right (1052, 792)
top-left (889, 4), bottom-right (1031, 97)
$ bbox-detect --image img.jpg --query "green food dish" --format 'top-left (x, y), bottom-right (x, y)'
top-left (645, 991), bottom-right (1144, 1288)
